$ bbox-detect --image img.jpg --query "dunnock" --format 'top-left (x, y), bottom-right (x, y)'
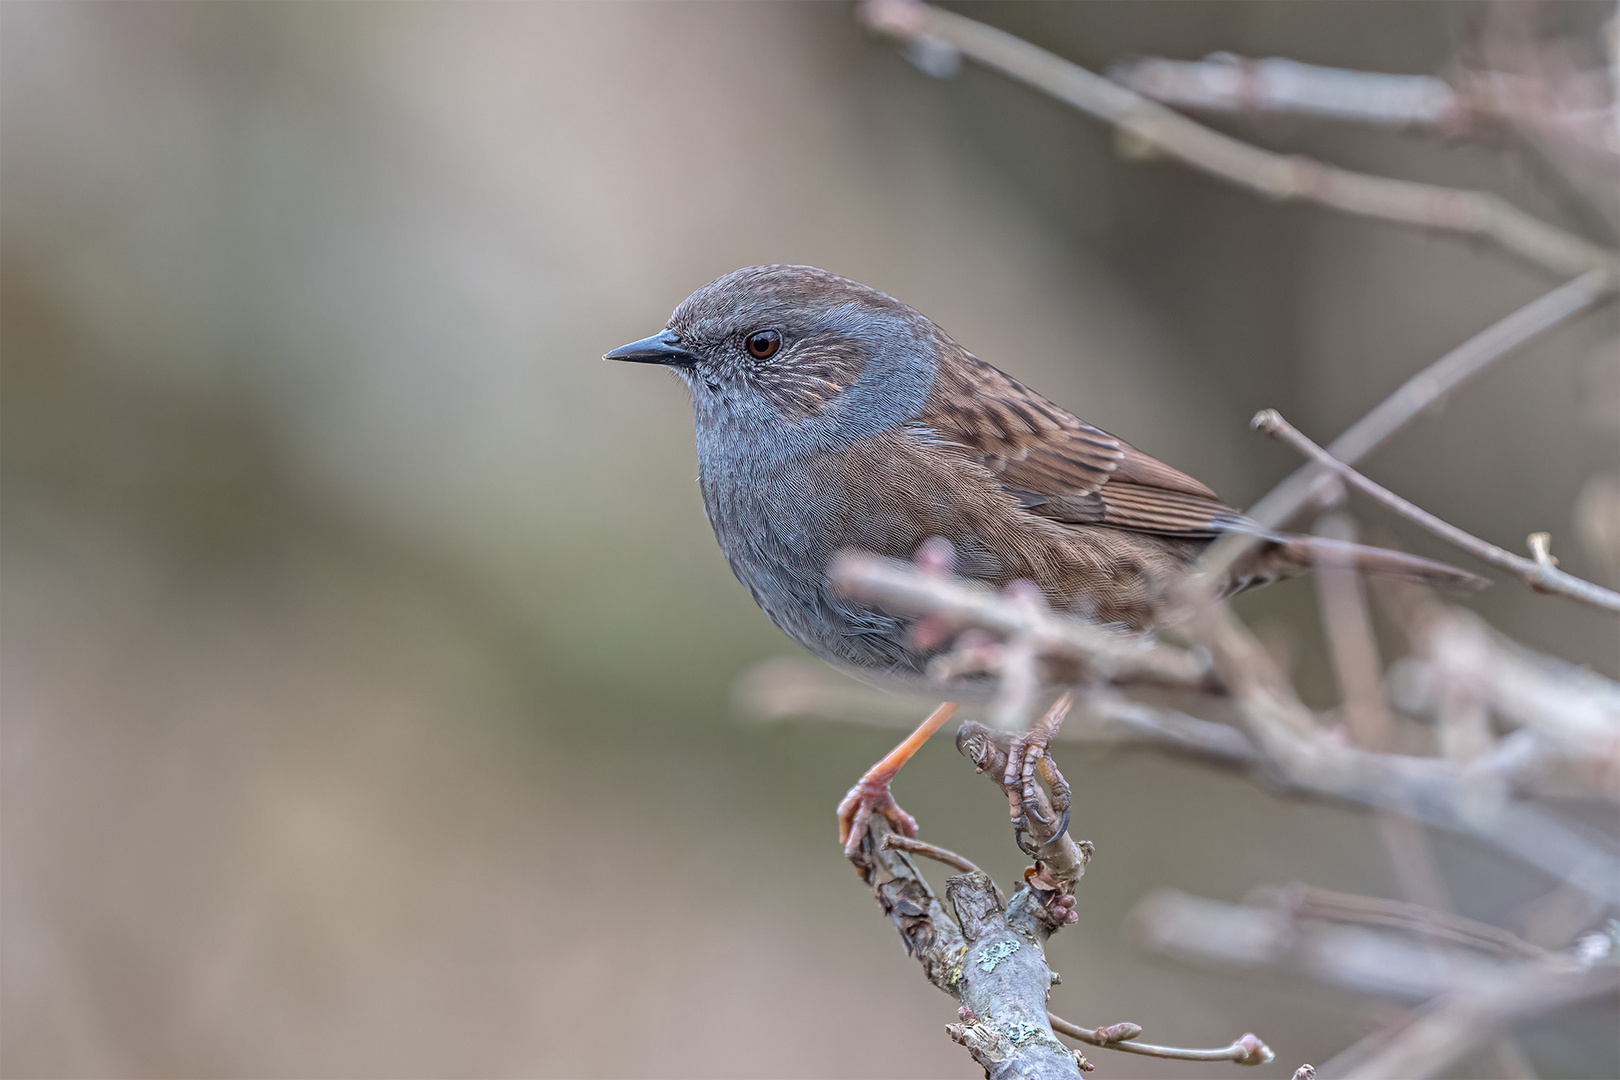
top-left (607, 265), bottom-right (1480, 854)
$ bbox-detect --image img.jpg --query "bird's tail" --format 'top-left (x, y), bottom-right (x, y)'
top-left (1227, 535), bottom-right (1488, 595)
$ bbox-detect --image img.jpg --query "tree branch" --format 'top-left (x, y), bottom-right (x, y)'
top-left (828, 550), bottom-right (1212, 690)
top-left (848, 765), bottom-right (1087, 1076)
top-left (1199, 270), bottom-right (1613, 583)
top-left (845, 683), bottom-right (1287, 1075)
top-left (1110, 55), bottom-right (1469, 130)
top-left (737, 658), bottom-right (1263, 768)
top-left (1258, 883), bottom-right (1547, 961)
top-left (1110, 54), bottom-right (1620, 174)
top-left (828, 549), bottom-right (1620, 901)
top-left (1130, 889), bottom-right (1538, 1001)
top-left (857, 0), bottom-right (1620, 281)
top-left (1316, 961), bottom-right (1620, 1080)
top-left (1254, 408), bottom-right (1620, 614)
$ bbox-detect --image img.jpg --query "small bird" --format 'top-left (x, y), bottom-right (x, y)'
top-left (607, 265), bottom-right (1481, 856)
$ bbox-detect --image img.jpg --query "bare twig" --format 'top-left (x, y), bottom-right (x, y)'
top-left (847, 684), bottom-right (1103, 1076)
top-left (830, 6), bottom-right (1620, 1072)
top-left (1387, 597), bottom-right (1620, 800)
top-left (738, 657), bottom-right (1264, 768)
top-left (1047, 1011), bottom-right (1274, 1065)
top-left (1131, 889), bottom-right (1528, 1001)
top-left (828, 551), bottom-right (1620, 900)
top-left (1312, 514), bottom-right (1400, 754)
top-left (829, 550), bottom-right (1212, 688)
top-left (881, 833), bottom-right (986, 877)
top-left (849, 821), bottom-right (1083, 1079)
top-left (1311, 512), bottom-right (1456, 917)
top-left (1067, 691), bottom-right (1260, 768)
top-left (1201, 270), bottom-right (1613, 583)
top-left (858, 0), bottom-right (1620, 280)
top-left (934, 707), bottom-right (1278, 1066)
top-left (1171, 588), bottom-right (1620, 905)
top-left (1317, 960), bottom-right (1620, 1080)
top-left (1110, 54), bottom-right (1619, 168)
top-left (1255, 408), bottom-right (1620, 614)
top-left (1257, 883), bottom-right (1547, 961)
top-left (1110, 56), bottom-right (1468, 129)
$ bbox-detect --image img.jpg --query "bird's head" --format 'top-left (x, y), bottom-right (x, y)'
top-left (605, 265), bottom-right (942, 456)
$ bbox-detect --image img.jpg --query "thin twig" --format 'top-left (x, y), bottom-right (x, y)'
top-left (881, 833), bottom-right (986, 876)
top-left (1131, 889), bottom-right (1528, 1001)
top-left (1110, 54), bottom-right (1620, 167)
top-left (1255, 408), bottom-right (1620, 614)
top-left (735, 657), bottom-right (1262, 769)
top-left (858, 0), bottom-right (1620, 280)
top-left (829, 550), bottom-right (1212, 688)
top-left (1199, 270), bottom-right (1613, 583)
top-left (1170, 585), bottom-right (1620, 904)
top-left (1047, 1012), bottom-right (1273, 1065)
top-left (1316, 960), bottom-right (1620, 1080)
top-left (1110, 56), bottom-right (1468, 129)
top-left (1259, 883), bottom-right (1547, 961)
top-left (1312, 512), bottom-right (1456, 918)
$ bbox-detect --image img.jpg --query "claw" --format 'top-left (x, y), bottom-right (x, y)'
top-left (1037, 754), bottom-right (1072, 840)
top-left (1002, 694), bottom-right (1074, 850)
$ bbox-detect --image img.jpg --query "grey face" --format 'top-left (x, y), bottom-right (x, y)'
top-left (606, 265), bottom-right (942, 460)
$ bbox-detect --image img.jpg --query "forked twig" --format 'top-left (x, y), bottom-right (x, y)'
top-left (1200, 271), bottom-right (1612, 582)
top-left (1254, 408), bottom-right (1620, 614)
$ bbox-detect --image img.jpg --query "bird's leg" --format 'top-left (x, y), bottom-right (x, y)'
top-left (1003, 693), bottom-right (1074, 853)
top-left (838, 701), bottom-right (959, 859)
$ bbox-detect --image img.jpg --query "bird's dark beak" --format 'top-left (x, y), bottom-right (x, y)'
top-left (603, 330), bottom-right (697, 366)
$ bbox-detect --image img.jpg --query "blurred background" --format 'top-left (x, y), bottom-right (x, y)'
top-left (3, 2), bottom-right (1616, 1076)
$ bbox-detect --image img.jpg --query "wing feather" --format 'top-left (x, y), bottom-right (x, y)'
top-left (917, 349), bottom-right (1242, 538)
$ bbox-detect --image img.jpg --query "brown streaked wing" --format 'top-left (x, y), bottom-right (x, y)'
top-left (918, 351), bottom-right (1122, 494)
top-left (920, 349), bottom-right (1243, 538)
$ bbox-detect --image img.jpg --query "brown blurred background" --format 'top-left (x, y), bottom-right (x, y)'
top-left (3, 2), bottom-right (1616, 1077)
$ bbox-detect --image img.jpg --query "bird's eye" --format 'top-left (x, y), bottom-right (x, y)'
top-left (745, 329), bottom-right (781, 359)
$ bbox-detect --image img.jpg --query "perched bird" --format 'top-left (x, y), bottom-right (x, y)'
top-left (606, 265), bottom-right (1481, 855)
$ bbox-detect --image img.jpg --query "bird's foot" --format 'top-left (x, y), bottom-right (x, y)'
top-left (1004, 694), bottom-right (1074, 856)
top-left (837, 770), bottom-right (917, 858)
top-left (837, 701), bottom-right (958, 861)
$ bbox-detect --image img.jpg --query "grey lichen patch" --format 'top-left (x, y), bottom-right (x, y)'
top-left (976, 937), bottom-right (1020, 973)
top-left (1003, 1019), bottom-right (1042, 1045)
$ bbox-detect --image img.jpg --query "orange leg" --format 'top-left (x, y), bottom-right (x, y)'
top-left (837, 701), bottom-right (959, 858)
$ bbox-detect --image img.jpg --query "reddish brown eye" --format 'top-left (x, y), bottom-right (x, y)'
top-left (745, 329), bottom-right (781, 359)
